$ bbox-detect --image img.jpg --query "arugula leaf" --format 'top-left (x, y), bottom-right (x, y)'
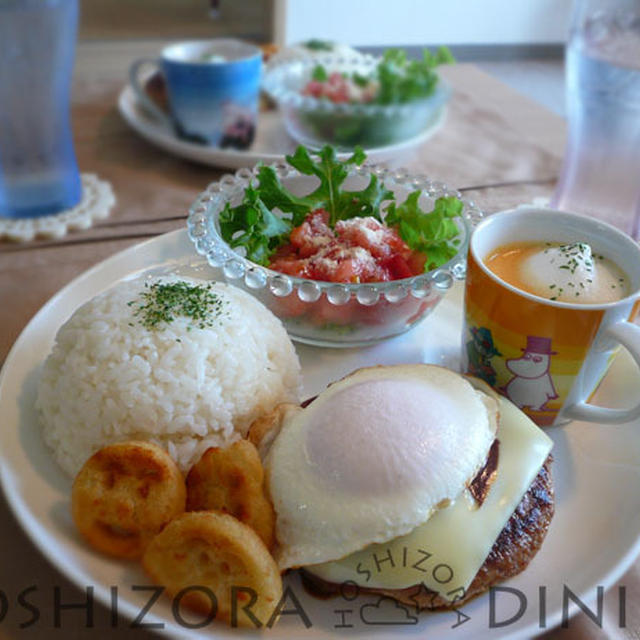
top-left (335, 174), bottom-right (394, 223)
top-left (311, 64), bottom-right (328, 82)
top-left (219, 185), bottom-right (291, 266)
top-left (284, 145), bottom-right (368, 226)
top-left (385, 194), bottom-right (463, 270)
top-left (254, 165), bottom-right (315, 225)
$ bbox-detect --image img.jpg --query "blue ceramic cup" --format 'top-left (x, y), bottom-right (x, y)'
top-left (130, 39), bottom-right (262, 148)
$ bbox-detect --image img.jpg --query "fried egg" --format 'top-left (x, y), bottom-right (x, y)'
top-left (264, 365), bottom-right (499, 570)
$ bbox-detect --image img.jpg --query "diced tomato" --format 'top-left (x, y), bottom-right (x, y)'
top-left (270, 242), bottom-right (297, 261)
top-left (302, 81), bottom-right (326, 98)
top-left (332, 258), bottom-right (361, 283)
top-left (326, 86), bottom-right (350, 103)
top-left (313, 298), bottom-right (356, 326)
top-left (406, 299), bottom-right (437, 325)
top-left (267, 208), bottom-right (436, 331)
top-left (302, 73), bottom-right (353, 103)
top-left (407, 251), bottom-right (427, 275)
top-left (268, 209), bottom-right (424, 285)
top-left (274, 292), bottom-right (309, 318)
top-left (268, 257), bottom-right (311, 278)
top-left (335, 217), bottom-right (411, 260)
top-left (289, 210), bottom-right (333, 258)
top-left (288, 224), bottom-right (313, 256)
top-left (381, 254), bottom-right (414, 280)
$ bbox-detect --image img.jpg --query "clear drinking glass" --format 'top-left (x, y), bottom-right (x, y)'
top-left (0, 0), bottom-right (81, 219)
top-left (551, 0), bottom-right (640, 238)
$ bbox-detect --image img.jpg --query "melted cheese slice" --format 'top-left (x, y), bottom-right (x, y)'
top-left (304, 396), bottom-right (553, 602)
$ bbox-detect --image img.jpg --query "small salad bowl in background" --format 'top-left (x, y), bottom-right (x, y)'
top-left (187, 146), bottom-right (482, 347)
top-left (262, 48), bottom-right (453, 150)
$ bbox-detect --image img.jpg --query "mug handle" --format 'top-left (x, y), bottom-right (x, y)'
top-left (563, 320), bottom-right (640, 424)
top-left (128, 58), bottom-right (173, 128)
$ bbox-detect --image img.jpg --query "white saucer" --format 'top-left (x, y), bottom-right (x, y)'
top-left (117, 85), bottom-right (445, 170)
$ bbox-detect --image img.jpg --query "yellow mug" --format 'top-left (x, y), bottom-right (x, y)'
top-left (462, 208), bottom-right (640, 426)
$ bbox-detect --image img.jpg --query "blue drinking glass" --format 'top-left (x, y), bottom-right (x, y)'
top-left (0, 0), bottom-right (81, 219)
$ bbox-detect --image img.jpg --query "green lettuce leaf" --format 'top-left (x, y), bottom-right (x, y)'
top-left (334, 174), bottom-right (394, 223)
top-left (219, 185), bottom-right (292, 266)
top-left (375, 46), bottom-right (454, 105)
top-left (311, 64), bottom-right (328, 82)
top-left (385, 194), bottom-right (463, 270)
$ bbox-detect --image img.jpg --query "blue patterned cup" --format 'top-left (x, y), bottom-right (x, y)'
top-left (129, 39), bottom-right (262, 149)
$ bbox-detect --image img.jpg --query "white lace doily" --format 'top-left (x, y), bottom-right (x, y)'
top-left (0, 173), bottom-right (116, 242)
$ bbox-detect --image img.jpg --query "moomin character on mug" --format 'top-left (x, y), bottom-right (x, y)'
top-left (502, 336), bottom-right (559, 411)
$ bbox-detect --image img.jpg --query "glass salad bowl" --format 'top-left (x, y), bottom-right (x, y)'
top-left (187, 161), bottom-right (482, 347)
top-left (262, 54), bottom-right (451, 150)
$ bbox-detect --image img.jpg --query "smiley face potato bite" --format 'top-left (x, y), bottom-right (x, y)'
top-left (251, 364), bottom-right (554, 607)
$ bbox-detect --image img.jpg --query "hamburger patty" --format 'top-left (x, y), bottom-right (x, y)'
top-left (301, 455), bottom-right (554, 609)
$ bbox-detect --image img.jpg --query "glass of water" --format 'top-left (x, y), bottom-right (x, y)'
top-left (551, 0), bottom-right (640, 238)
top-left (0, 0), bottom-right (81, 219)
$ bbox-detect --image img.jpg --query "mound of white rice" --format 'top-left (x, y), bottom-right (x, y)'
top-left (37, 275), bottom-right (302, 476)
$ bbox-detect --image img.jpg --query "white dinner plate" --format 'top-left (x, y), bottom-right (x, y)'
top-left (117, 86), bottom-right (445, 170)
top-left (1, 230), bottom-right (639, 639)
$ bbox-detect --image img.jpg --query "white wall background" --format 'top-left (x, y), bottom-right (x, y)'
top-left (274, 0), bottom-right (574, 46)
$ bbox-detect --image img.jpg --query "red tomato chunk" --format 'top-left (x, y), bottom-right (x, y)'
top-left (302, 72), bottom-right (377, 104)
top-left (268, 210), bottom-right (426, 283)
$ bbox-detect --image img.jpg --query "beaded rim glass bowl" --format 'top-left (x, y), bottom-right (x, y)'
top-left (262, 54), bottom-right (451, 150)
top-left (187, 162), bottom-right (483, 347)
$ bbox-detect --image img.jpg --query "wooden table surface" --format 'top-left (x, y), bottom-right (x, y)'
top-left (0, 40), bottom-right (635, 640)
